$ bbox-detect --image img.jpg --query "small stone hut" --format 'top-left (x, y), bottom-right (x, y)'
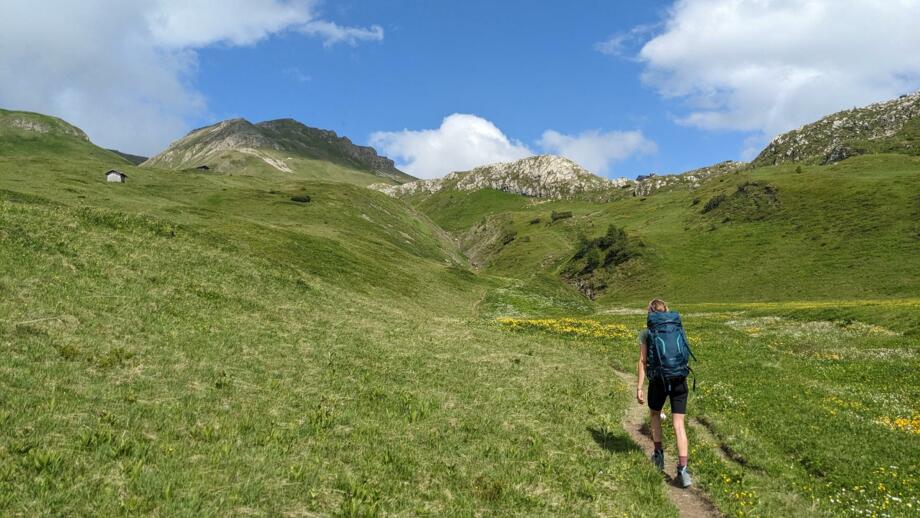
top-left (105, 170), bottom-right (127, 183)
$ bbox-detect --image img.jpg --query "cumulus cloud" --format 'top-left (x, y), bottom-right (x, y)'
top-left (370, 114), bottom-right (534, 179)
top-left (538, 129), bottom-right (657, 175)
top-left (371, 114), bottom-right (656, 178)
top-left (0, 0), bottom-right (383, 155)
top-left (636, 0), bottom-right (920, 153)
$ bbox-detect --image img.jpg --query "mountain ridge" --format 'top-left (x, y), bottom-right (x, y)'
top-left (143, 117), bottom-right (414, 183)
top-left (754, 90), bottom-right (920, 166)
top-left (372, 155), bottom-right (628, 200)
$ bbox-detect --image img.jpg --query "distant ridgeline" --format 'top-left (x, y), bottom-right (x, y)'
top-left (371, 155), bottom-right (630, 201)
top-left (142, 117), bottom-right (414, 184)
top-left (364, 90), bottom-right (920, 302)
top-left (754, 91), bottom-right (920, 166)
top-left (374, 91), bottom-right (920, 201)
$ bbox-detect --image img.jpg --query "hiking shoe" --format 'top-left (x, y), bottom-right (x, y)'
top-left (676, 464), bottom-right (692, 488)
top-left (651, 450), bottom-right (664, 472)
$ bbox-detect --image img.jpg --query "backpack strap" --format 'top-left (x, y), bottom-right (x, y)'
top-left (681, 329), bottom-right (698, 362)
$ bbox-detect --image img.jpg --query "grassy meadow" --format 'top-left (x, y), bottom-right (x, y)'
top-left (2, 122), bottom-right (920, 516)
top-left (410, 155), bottom-right (920, 304)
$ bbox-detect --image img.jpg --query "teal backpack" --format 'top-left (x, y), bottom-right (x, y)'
top-left (646, 311), bottom-right (697, 387)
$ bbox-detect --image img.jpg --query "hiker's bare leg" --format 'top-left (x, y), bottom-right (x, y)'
top-left (649, 409), bottom-right (663, 443)
top-left (672, 413), bottom-right (688, 458)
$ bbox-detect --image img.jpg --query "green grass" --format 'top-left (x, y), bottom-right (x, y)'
top-left (3, 126), bottom-right (920, 516)
top-left (0, 135), bottom-right (677, 515)
top-left (502, 307), bottom-right (920, 517)
top-left (409, 155), bottom-right (920, 304)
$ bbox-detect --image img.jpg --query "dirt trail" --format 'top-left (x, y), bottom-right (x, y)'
top-left (616, 372), bottom-right (722, 518)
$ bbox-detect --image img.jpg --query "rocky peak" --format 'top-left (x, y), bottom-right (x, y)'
top-left (254, 118), bottom-right (407, 181)
top-left (142, 116), bottom-right (412, 182)
top-left (372, 155), bottom-right (628, 200)
top-left (753, 90), bottom-right (920, 166)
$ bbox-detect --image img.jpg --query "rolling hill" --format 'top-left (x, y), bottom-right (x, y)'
top-left (142, 117), bottom-right (414, 185)
top-left (0, 109), bottom-right (132, 165)
top-left (398, 154), bottom-right (920, 308)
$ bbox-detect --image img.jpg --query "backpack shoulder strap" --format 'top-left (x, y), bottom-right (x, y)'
top-left (681, 328), bottom-right (698, 362)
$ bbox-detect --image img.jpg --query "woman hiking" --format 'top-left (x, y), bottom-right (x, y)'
top-left (636, 299), bottom-right (694, 488)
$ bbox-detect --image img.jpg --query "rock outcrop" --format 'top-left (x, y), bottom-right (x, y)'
top-left (753, 91), bottom-right (920, 166)
top-left (372, 155), bottom-right (628, 200)
top-left (632, 160), bottom-right (747, 197)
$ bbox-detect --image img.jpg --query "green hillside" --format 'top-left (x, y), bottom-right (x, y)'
top-left (408, 155), bottom-right (920, 307)
top-left (3, 123), bottom-right (663, 516)
top-left (2, 111), bottom-right (919, 516)
top-left (0, 109), bottom-right (129, 165)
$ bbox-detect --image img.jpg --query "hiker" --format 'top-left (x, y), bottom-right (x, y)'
top-left (636, 299), bottom-right (695, 488)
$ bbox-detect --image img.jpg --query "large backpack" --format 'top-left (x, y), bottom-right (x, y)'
top-left (646, 311), bottom-right (696, 381)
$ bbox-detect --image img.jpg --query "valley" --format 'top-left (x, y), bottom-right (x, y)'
top-left (1, 94), bottom-right (919, 516)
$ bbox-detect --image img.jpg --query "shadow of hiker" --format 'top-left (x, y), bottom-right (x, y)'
top-left (588, 426), bottom-right (641, 454)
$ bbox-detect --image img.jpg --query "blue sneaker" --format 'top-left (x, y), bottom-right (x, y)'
top-left (651, 449), bottom-right (664, 472)
top-left (676, 464), bottom-right (692, 488)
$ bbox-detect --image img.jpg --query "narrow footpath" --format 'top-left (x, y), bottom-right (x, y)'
top-left (616, 372), bottom-right (722, 518)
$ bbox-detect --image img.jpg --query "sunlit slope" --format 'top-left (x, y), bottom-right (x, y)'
top-left (0, 120), bottom-right (677, 515)
top-left (407, 155), bottom-right (920, 304)
top-left (1, 128), bottom-right (471, 302)
top-left (0, 108), bottom-right (130, 165)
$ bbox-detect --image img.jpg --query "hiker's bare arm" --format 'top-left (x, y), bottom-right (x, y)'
top-left (637, 340), bottom-right (647, 404)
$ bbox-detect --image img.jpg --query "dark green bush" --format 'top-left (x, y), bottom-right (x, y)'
top-left (290, 195), bottom-right (311, 203)
top-left (701, 194), bottom-right (726, 213)
top-left (550, 210), bottom-right (572, 222)
top-left (566, 224), bottom-right (640, 277)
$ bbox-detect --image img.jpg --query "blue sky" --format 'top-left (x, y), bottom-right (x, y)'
top-left (194, 0), bottom-right (734, 178)
top-left (3, 1), bottom-right (920, 179)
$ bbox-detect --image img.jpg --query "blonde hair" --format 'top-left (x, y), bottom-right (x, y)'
top-left (648, 299), bottom-right (668, 313)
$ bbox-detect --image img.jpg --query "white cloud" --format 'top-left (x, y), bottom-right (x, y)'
top-left (595, 24), bottom-right (657, 57)
top-left (283, 67), bottom-right (312, 83)
top-left (370, 114), bottom-right (534, 179)
top-left (147, 0), bottom-right (313, 48)
top-left (0, 0), bottom-right (383, 155)
top-left (538, 129), bottom-right (657, 175)
top-left (595, 34), bottom-right (630, 57)
top-left (371, 114), bottom-right (657, 179)
top-left (636, 0), bottom-right (920, 145)
top-left (299, 20), bottom-right (384, 47)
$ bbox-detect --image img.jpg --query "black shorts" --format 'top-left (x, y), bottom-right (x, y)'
top-left (648, 376), bottom-right (688, 414)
